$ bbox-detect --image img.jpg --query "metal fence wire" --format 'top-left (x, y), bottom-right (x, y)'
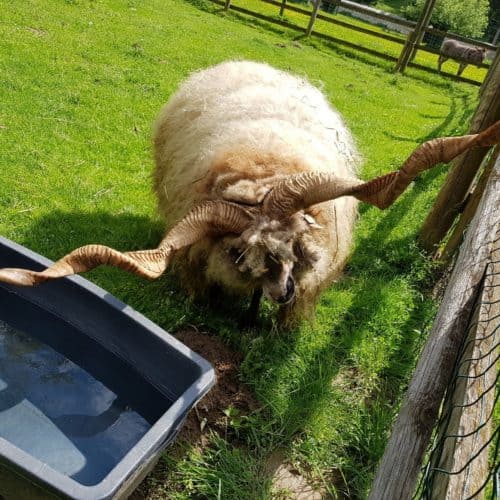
top-left (415, 230), bottom-right (500, 499)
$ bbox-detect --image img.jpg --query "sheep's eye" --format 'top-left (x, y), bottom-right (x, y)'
top-left (229, 247), bottom-right (244, 263)
top-left (293, 241), bottom-right (304, 258)
top-left (265, 253), bottom-right (280, 273)
top-left (267, 253), bottom-right (279, 265)
top-left (265, 253), bottom-right (282, 279)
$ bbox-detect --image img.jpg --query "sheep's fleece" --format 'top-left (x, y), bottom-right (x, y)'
top-left (153, 61), bottom-right (359, 318)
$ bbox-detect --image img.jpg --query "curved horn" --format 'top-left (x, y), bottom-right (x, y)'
top-left (264, 120), bottom-right (500, 217)
top-left (0, 201), bottom-right (252, 287)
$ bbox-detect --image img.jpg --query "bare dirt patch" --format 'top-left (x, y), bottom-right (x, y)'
top-left (174, 328), bottom-right (259, 448)
top-left (26, 27), bottom-right (47, 37)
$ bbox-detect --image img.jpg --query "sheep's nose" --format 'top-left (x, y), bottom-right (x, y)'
top-left (277, 277), bottom-right (295, 304)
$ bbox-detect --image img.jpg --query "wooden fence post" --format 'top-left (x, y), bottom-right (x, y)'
top-left (418, 50), bottom-right (500, 253)
top-left (409, 2), bottom-right (434, 62)
top-left (439, 147), bottom-right (498, 261)
top-left (306, 0), bottom-right (321, 37)
top-left (429, 242), bottom-right (499, 498)
top-left (279, 0), bottom-right (287, 17)
top-left (395, 32), bottom-right (414, 73)
top-left (480, 44), bottom-right (500, 97)
top-left (368, 155), bottom-right (500, 500)
top-left (224, 0), bottom-right (231, 11)
top-left (395, 0), bottom-right (437, 73)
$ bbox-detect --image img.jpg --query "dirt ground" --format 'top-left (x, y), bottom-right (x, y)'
top-left (173, 328), bottom-right (259, 447)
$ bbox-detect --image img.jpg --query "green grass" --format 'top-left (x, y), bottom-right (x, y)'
top-left (0, 0), bottom-right (479, 498)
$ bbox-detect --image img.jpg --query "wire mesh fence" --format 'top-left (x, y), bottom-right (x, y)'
top-left (414, 229), bottom-right (499, 499)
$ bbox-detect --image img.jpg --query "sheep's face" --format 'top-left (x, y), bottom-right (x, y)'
top-left (223, 213), bottom-right (320, 304)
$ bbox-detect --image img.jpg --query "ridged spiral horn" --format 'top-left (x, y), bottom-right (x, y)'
top-left (0, 201), bottom-right (252, 287)
top-left (263, 120), bottom-right (500, 218)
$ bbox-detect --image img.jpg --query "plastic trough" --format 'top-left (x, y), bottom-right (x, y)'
top-left (0, 236), bottom-right (215, 499)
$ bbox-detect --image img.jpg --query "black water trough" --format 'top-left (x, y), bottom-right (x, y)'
top-left (0, 236), bottom-right (215, 499)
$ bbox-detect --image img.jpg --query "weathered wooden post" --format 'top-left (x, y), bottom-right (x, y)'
top-left (439, 147), bottom-right (498, 261)
top-left (306, 0), bottom-right (322, 37)
top-left (395, 0), bottom-right (437, 73)
top-left (224, 0), bottom-right (231, 11)
top-left (493, 26), bottom-right (500, 46)
top-left (428, 241), bottom-right (499, 498)
top-left (480, 44), bottom-right (500, 97)
top-left (409, 1), bottom-right (435, 62)
top-left (279, 0), bottom-right (287, 17)
top-left (395, 31), bottom-right (414, 72)
top-left (418, 49), bottom-right (500, 253)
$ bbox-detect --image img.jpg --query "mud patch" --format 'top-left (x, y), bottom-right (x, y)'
top-left (174, 328), bottom-right (259, 448)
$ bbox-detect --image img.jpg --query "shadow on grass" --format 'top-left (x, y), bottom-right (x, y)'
top-left (383, 91), bottom-right (476, 144)
top-left (185, 0), bottom-right (298, 38)
top-left (107, 177), bottom-right (431, 499)
top-left (238, 169), bottom-right (446, 496)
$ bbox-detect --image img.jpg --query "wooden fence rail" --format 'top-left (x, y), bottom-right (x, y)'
top-left (336, 0), bottom-right (417, 28)
top-left (262, 0), bottom-right (406, 44)
top-left (335, 0), bottom-right (496, 51)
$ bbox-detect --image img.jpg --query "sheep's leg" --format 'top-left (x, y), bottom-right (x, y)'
top-left (207, 283), bottom-right (224, 308)
top-left (240, 288), bottom-right (262, 328)
top-left (437, 55), bottom-right (447, 72)
top-left (457, 62), bottom-right (467, 76)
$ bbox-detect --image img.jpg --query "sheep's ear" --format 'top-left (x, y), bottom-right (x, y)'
top-left (222, 180), bottom-right (271, 205)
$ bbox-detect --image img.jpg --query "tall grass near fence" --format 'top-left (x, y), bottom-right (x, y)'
top-left (0, 0), bottom-right (480, 496)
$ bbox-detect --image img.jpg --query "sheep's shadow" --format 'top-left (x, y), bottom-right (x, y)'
top-left (239, 164), bottom-right (449, 495)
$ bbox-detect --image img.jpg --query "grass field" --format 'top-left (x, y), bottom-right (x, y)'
top-left (0, 0), bottom-right (479, 497)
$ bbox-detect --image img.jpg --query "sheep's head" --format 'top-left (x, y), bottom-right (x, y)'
top-left (1, 121), bottom-right (499, 297)
top-left (222, 213), bottom-right (320, 304)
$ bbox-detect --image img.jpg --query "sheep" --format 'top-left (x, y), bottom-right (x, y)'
top-left (438, 39), bottom-right (487, 76)
top-left (1, 61), bottom-right (499, 325)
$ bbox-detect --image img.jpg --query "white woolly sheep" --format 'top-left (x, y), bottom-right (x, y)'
top-left (1, 61), bottom-right (499, 325)
top-left (438, 39), bottom-right (487, 76)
